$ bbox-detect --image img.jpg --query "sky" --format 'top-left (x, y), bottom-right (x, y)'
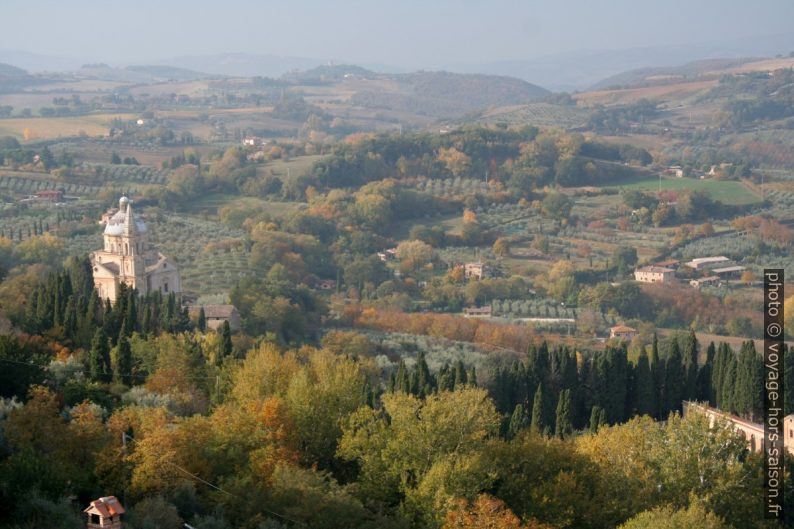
top-left (2, 0), bottom-right (793, 67)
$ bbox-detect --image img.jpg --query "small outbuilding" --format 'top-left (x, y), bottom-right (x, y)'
top-left (609, 325), bottom-right (638, 341)
top-left (84, 496), bottom-right (125, 529)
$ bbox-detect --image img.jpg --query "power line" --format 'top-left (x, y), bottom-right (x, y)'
top-left (2, 358), bottom-right (305, 525)
top-left (121, 433), bottom-right (304, 527)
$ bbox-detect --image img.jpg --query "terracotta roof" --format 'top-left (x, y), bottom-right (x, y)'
top-left (190, 305), bottom-right (238, 319)
top-left (84, 496), bottom-right (125, 517)
top-left (610, 325), bottom-right (636, 333)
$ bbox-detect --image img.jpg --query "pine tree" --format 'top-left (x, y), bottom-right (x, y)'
top-left (530, 385), bottom-right (545, 435)
top-left (115, 334), bottom-right (132, 384)
top-left (220, 320), bottom-right (233, 358)
top-left (555, 389), bottom-right (573, 439)
top-left (507, 403), bottom-right (529, 440)
top-left (88, 328), bottom-right (111, 382)
top-left (197, 307), bottom-right (206, 332)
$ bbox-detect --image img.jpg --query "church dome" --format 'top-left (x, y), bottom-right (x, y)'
top-left (104, 197), bottom-right (147, 235)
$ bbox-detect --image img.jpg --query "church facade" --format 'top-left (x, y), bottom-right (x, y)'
top-left (90, 196), bottom-right (181, 303)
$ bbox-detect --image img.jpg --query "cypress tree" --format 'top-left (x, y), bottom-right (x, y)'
top-left (683, 331), bottom-right (699, 400)
top-left (555, 389), bottom-right (573, 439)
top-left (88, 328), bottom-right (111, 382)
top-left (453, 360), bottom-right (467, 387)
top-left (531, 385), bottom-right (545, 435)
top-left (395, 359), bottom-right (408, 393)
top-left (220, 320), bottom-right (233, 358)
top-left (735, 341), bottom-right (762, 421)
top-left (650, 333), bottom-right (663, 419)
top-left (664, 339), bottom-right (685, 415)
top-left (697, 342), bottom-right (716, 403)
top-left (416, 352), bottom-right (434, 395)
top-left (711, 343), bottom-right (728, 408)
top-left (62, 297), bottom-right (77, 339)
top-left (142, 304), bottom-right (152, 336)
top-left (589, 405), bottom-right (605, 433)
top-left (507, 403), bottom-right (529, 440)
top-left (721, 354), bottom-right (737, 414)
top-left (115, 334), bottom-right (132, 384)
top-left (438, 364), bottom-right (455, 392)
top-left (197, 307), bottom-right (206, 332)
top-left (467, 366), bottom-right (477, 387)
top-left (633, 350), bottom-right (655, 416)
top-left (409, 370), bottom-right (420, 396)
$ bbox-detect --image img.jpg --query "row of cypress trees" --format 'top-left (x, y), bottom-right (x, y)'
top-left (490, 333), bottom-right (785, 439)
top-left (388, 352), bottom-right (476, 397)
top-left (20, 256), bottom-right (194, 381)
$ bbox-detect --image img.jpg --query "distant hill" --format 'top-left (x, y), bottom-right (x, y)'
top-left (463, 32), bottom-right (794, 91)
top-left (351, 71), bottom-right (549, 118)
top-left (156, 53), bottom-right (326, 78)
top-left (282, 64), bottom-right (376, 83)
top-left (125, 65), bottom-right (215, 81)
top-left (0, 62), bottom-right (27, 76)
top-left (590, 58), bottom-right (761, 90)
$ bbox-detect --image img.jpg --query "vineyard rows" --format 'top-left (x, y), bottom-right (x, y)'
top-left (414, 177), bottom-right (489, 197)
top-left (85, 163), bottom-right (171, 184)
top-left (0, 175), bottom-right (100, 196)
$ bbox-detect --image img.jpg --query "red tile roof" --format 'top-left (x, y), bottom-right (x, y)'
top-left (84, 496), bottom-right (125, 518)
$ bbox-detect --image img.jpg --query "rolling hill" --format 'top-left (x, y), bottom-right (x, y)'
top-left (351, 71), bottom-right (549, 118)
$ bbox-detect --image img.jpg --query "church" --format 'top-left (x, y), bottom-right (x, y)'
top-left (90, 196), bottom-right (181, 303)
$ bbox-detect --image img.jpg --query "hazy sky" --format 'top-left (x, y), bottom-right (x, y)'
top-left (2, 0), bottom-right (793, 66)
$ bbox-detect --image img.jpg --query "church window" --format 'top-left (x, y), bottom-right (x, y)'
top-left (164, 282), bottom-right (169, 293)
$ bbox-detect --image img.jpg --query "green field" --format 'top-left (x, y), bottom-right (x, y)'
top-left (610, 176), bottom-right (763, 205)
top-left (192, 194), bottom-right (303, 218)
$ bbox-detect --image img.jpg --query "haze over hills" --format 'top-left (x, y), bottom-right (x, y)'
top-left (463, 32), bottom-right (794, 91)
top-left (2, 30), bottom-right (794, 91)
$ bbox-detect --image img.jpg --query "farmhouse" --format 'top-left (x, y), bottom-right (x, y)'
top-left (609, 325), bottom-right (638, 340)
top-left (634, 265), bottom-right (675, 284)
top-left (33, 189), bottom-right (64, 202)
top-left (84, 496), bottom-right (124, 529)
top-left (684, 256), bottom-right (731, 270)
top-left (190, 304), bottom-right (241, 331)
top-left (464, 261), bottom-right (491, 280)
top-left (90, 197), bottom-right (181, 304)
